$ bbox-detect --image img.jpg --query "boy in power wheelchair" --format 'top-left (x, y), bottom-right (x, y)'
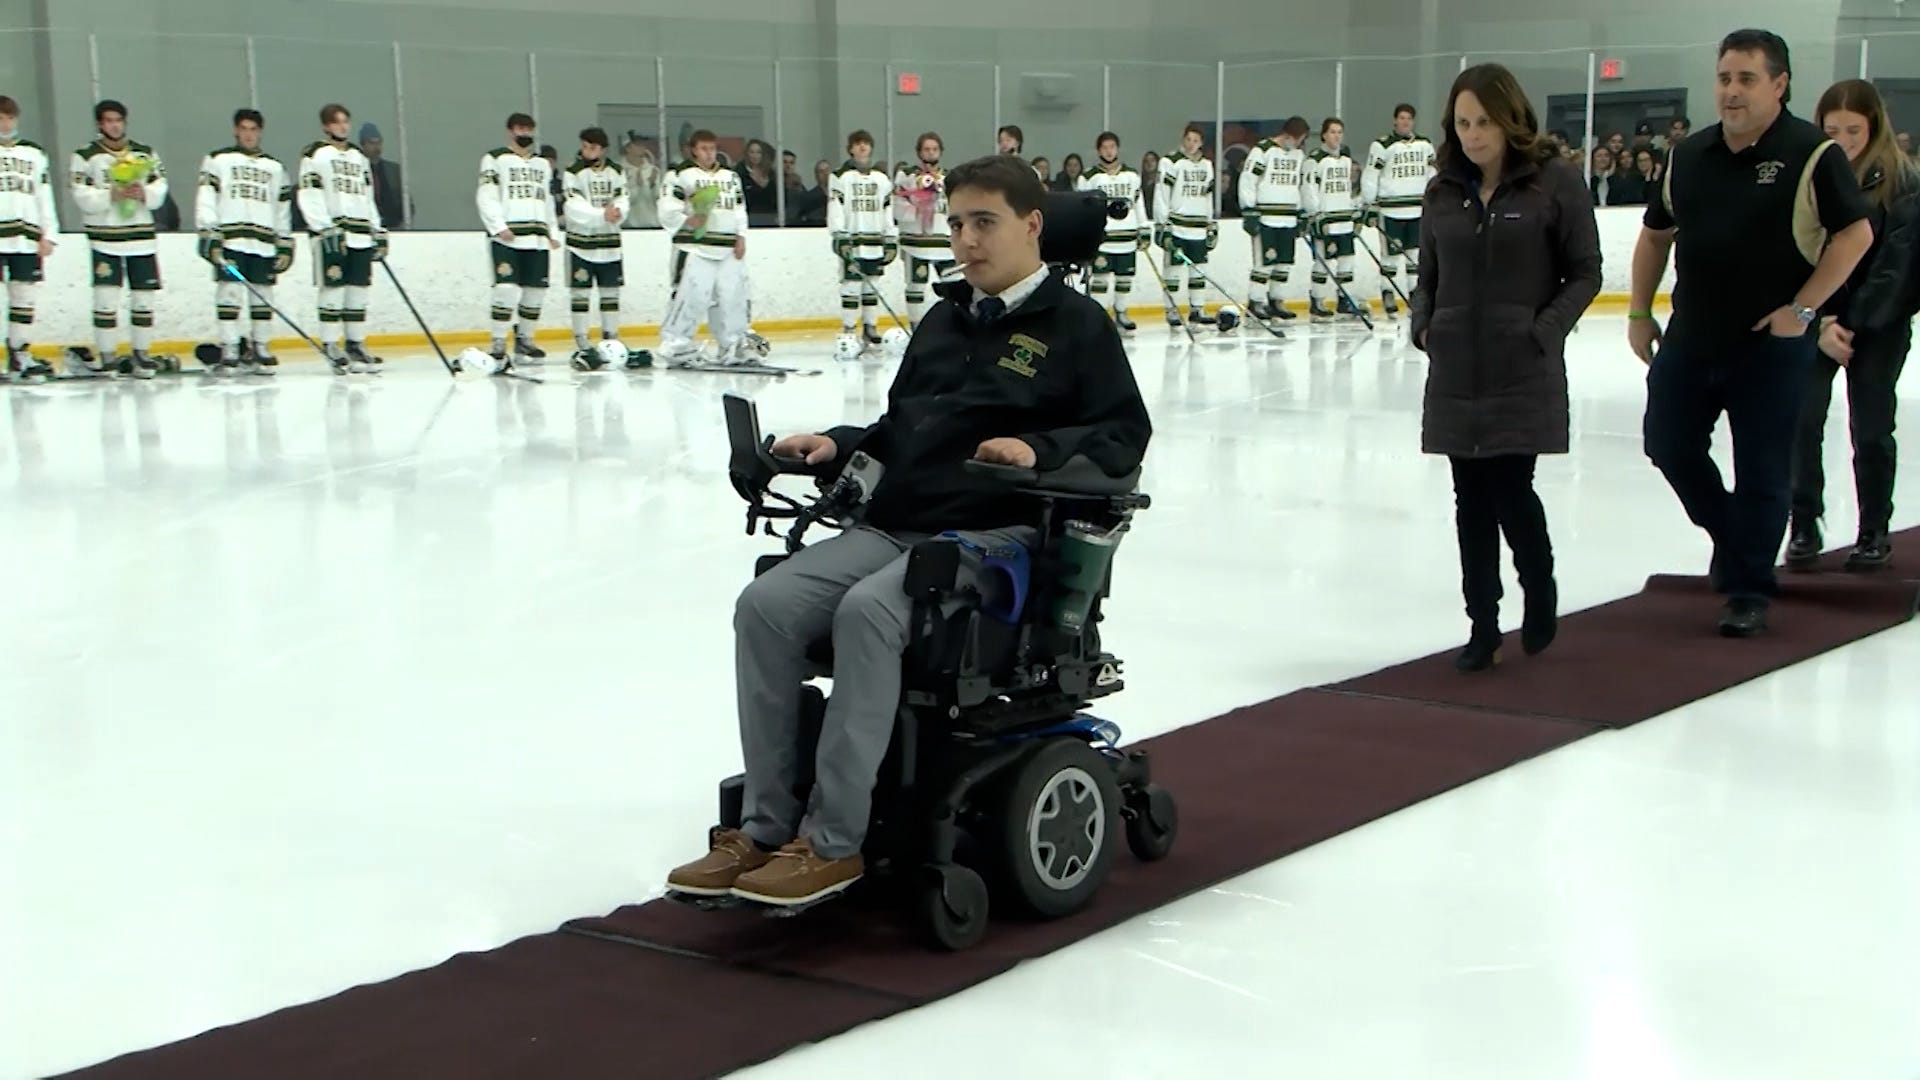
top-left (665, 158), bottom-right (1173, 947)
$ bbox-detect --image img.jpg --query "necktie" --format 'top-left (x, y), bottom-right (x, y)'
top-left (975, 296), bottom-right (1006, 327)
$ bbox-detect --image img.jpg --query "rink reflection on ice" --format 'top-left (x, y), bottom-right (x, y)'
top-left (2, 318), bottom-right (1917, 1080)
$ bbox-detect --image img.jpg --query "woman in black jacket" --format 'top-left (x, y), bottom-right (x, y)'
top-left (1788, 79), bottom-right (1917, 572)
top-left (1410, 63), bottom-right (1603, 672)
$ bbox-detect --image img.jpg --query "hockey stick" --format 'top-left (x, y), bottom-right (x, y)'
top-left (1139, 246), bottom-right (1199, 345)
top-left (219, 261), bottom-right (330, 357)
top-left (1171, 248), bottom-right (1286, 340)
top-left (377, 258), bottom-right (458, 377)
top-left (1304, 226), bottom-right (1374, 331)
top-left (1353, 225), bottom-right (1415, 312)
top-left (849, 257), bottom-right (911, 334)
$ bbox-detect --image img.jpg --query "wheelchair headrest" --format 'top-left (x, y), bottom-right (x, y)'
top-left (964, 455), bottom-right (1142, 497)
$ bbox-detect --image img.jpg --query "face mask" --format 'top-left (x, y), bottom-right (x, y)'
top-left (514, 134), bottom-right (533, 149)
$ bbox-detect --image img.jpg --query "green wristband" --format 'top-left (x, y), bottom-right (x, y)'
top-left (1628, 309), bottom-right (1654, 320)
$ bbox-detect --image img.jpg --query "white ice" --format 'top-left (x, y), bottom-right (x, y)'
top-left (2, 316), bottom-right (1916, 1080)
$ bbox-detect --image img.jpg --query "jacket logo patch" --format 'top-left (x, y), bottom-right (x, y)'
top-left (1756, 160), bottom-right (1784, 184)
top-left (998, 333), bottom-right (1048, 378)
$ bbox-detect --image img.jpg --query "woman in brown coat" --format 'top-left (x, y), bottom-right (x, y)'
top-left (1409, 64), bottom-right (1602, 672)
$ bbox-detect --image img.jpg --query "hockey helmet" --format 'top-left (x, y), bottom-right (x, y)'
top-left (458, 346), bottom-right (505, 375)
top-left (881, 326), bottom-right (910, 356)
top-left (1215, 305), bottom-right (1240, 333)
top-left (595, 339), bottom-right (628, 367)
top-left (834, 333), bottom-right (863, 361)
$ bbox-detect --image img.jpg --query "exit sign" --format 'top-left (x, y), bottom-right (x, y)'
top-left (1599, 57), bottom-right (1625, 81)
top-left (897, 72), bottom-right (921, 95)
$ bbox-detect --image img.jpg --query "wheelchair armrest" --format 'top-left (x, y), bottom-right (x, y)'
top-left (963, 455), bottom-right (1142, 497)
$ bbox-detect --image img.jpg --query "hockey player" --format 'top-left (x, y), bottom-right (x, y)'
top-left (0, 95), bottom-right (56, 382)
top-left (1236, 116), bottom-right (1308, 322)
top-left (892, 132), bottom-right (951, 331)
top-left (1153, 123), bottom-right (1217, 326)
top-left (1301, 117), bottom-right (1361, 321)
top-left (828, 130), bottom-right (898, 355)
top-left (656, 128), bottom-right (750, 365)
top-left (70, 100), bottom-right (169, 378)
top-left (1076, 130), bottom-right (1147, 333)
top-left (298, 103), bottom-right (386, 373)
top-left (562, 126), bottom-right (629, 365)
top-left (477, 112), bottom-right (559, 367)
top-left (196, 108), bottom-right (294, 376)
top-left (1361, 103), bottom-right (1435, 318)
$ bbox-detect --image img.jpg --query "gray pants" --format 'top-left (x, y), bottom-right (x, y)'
top-left (734, 523), bottom-right (1035, 859)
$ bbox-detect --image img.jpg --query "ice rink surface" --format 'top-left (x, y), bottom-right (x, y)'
top-left (3, 315), bottom-right (1916, 1079)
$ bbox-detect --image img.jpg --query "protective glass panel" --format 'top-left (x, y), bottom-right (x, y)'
top-left (253, 36), bottom-right (401, 228)
top-left (88, 31), bottom-right (250, 234)
top-left (396, 44), bottom-right (534, 231)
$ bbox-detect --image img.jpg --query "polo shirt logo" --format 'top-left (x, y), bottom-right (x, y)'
top-left (998, 332), bottom-right (1049, 377)
top-left (1756, 160), bottom-right (1785, 184)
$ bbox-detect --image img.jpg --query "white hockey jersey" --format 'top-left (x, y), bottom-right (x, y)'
top-left (1076, 164), bottom-right (1146, 254)
top-left (297, 139), bottom-right (379, 249)
top-left (477, 147), bottom-right (556, 251)
top-left (1154, 152), bottom-right (1215, 240)
top-left (1238, 140), bottom-right (1306, 228)
top-left (0, 138), bottom-right (59, 256)
top-left (1302, 147), bottom-right (1359, 235)
top-left (828, 164), bottom-right (897, 258)
top-left (562, 157), bottom-right (629, 264)
top-left (657, 160), bottom-right (747, 261)
top-left (70, 138), bottom-right (169, 255)
top-left (195, 146), bottom-right (293, 260)
top-left (1362, 133), bottom-right (1436, 220)
top-left (892, 165), bottom-right (950, 260)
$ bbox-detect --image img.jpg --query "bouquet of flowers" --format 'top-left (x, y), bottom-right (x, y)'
top-left (107, 153), bottom-right (154, 219)
top-left (898, 169), bottom-right (941, 234)
top-left (687, 183), bottom-right (720, 239)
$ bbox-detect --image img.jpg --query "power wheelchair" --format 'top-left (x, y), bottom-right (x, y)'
top-left (672, 378), bottom-right (1176, 951)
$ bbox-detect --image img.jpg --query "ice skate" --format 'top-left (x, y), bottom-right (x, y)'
top-left (1381, 290), bottom-right (1400, 319)
top-left (1187, 306), bottom-right (1216, 326)
top-left (1113, 308), bottom-right (1137, 334)
top-left (513, 334), bottom-right (545, 362)
top-left (118, 351), bottom-right (158, 380)
top-left (8, 346), bottom-right (51, 384)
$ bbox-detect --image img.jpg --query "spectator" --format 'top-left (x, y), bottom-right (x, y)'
top-left (359, 122), bottom-right (407, 228)
top-left (1666, 116), bottom-right (1691, 149)
top-left (1410, 61), bottom-right (1601, 671)
top-left (1605, 131), bottom-right (1627, 157)
top-left (1631, 28), bottom-right (1874, 637)
top-left (540, 142), bottom-right (563, 220)
top-left (1590, 146), bottom-right (1618, 204)
top-left (1140, 150), bottom-right (1160, 216)
top-left (786, 158), bottom-right (831, 227)
top-left (1030, 155), bottom-right (1050, 182)
top-left (1788, 78), bottom-right (1918, 573)
top-left (997, 125), bottom-right (1023, 155)
top-left (622, 138), bottom-right (661, 228)
top-left (1052, 153), bottom-right (1083, 192)
top-left (1899, 131), bottom-right (1913, 157)
top-left (737, 138), bottom-right (778, 226)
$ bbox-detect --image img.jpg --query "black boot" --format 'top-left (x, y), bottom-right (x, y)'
top-left (1455, 625), bottom-right (1503, 672)
top-left (1845, 530), bottom-right (1893, 572)
top-left (1521, 579), bottom-right (1557, 656)
top-left (1452, 459), bottom-right (1504, 673)
top-left (1784, 516), bottom-right (1822, 571)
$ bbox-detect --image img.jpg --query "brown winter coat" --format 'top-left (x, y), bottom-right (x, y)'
top-left (1409, 152), bottom-right (1602, 457)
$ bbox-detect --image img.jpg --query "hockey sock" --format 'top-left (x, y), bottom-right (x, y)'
top-left (1114, 274), bottom-right (1134, 312)
top-left (570, 287), bottom-right (592, 346)
top-left (861, 283), bottom-right (878, 333)
top-left (216, 280), bottom-right (245, 351)
top-left (249, 288), bottom-right (274, 351)
top-left (1088, 273), bottom-right (1109, 301)
top-left (516, 287), bottom-right (545, 342)
top-left (1163, 273), bottom-right (1181, 308)
top-left (7, 280), bottom-right (33, 348)
top-left (1269, 265), bottom-right (1289, 307)
top-left (491, 282), bottom-right (517, 346)
top-left (342, 285), bottom-right (368, 345)
top-left (1250, 267), bottom-right (1269, 296)
top-left (599, 290), bottom-right (620, 340)
top-left (1337, 254), bottom-right (1355, 292)
top-left (1186, 269), bottom-right (1208, 312)
top-left (839, 281), bottom-right (859, 332)
top-left (318, 286), bottom-right (345, 348)
top-left (130, 292), bottom-right (155, 353)
top-left (93, 285), bottom-right (121, 358)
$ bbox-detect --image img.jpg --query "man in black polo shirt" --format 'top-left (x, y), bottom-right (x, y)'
top-left (664, 155), bottom-right (1152, 907)
top-left (1628, 28), bottom-right (1873, 636)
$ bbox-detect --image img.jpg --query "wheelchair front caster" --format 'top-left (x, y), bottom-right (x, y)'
top-left (917, 864), bottom-right (990, 951)
top-left (1123, 783), bottom-right (1177, 862)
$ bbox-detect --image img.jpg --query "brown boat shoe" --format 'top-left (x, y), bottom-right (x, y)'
top-left (729, 837), bottom-right (864, 906)
top-left (665, 828), bottom-right (773, 896)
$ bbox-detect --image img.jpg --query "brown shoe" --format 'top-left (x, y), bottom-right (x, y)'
top-left (665, 829), bottom-right (773, 896)
top-left (729, 838), bottom-right (864, 906)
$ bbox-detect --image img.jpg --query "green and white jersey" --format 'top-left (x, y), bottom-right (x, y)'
top-left (1077, 163), bottom-right (1146, 254)
top-left (298, 138), bottom-right (379, 249)
top-left (563, 157), bottom-right (628, 264)
top-left (658, 160), bottom-right (746, 260)
top-left (477, 146), bottom-right (556, 251)
top-left (0, 137), bottom-right (59, 255)
top-left (195, 145), bottom-right (292, 259)
top-left (1238, 139), bottom-right (1306, 227)
top-left (892, 165), bottom-right (951, 259)
top-left (1154, 151), bottom-right (1215, 239)
top-left (1362, 133), bottom-right (1436, 220)
top-left (1302, 146), bottom-right (1359, 234)
top-left (70, 138), bottom-right (169, 254)
top-left (828, 162), bottom-right (896, 258)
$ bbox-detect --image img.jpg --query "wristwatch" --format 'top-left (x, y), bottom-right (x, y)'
top-left (1793, 305), bottom-right (1817, 326)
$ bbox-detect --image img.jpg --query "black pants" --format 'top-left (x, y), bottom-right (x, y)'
top-left (1790, 321), bottom-right (1908, 538)
top-left (1450, 454), bottom-right (1553, 630)
top-left (1643, 327), bottom-right (1817, 600)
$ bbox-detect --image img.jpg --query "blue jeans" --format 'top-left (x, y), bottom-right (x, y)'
top-left (1642, 323), bottom-right (1818, 602)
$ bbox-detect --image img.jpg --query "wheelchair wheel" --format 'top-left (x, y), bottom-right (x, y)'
top-left (994, 738), bottom-right (1122, 919)
top-left (916, 864), bottom-right (990, 951)
top-left (1123, 783), bottom-right (1177, 861)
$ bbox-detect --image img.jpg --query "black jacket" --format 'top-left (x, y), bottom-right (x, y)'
top-left (1410, 152), bottom-right (1602, 457)
top-left (1832, 163), bottom-right (1920, 333)
top-left (822, 271), bottom-right (1152, 533)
